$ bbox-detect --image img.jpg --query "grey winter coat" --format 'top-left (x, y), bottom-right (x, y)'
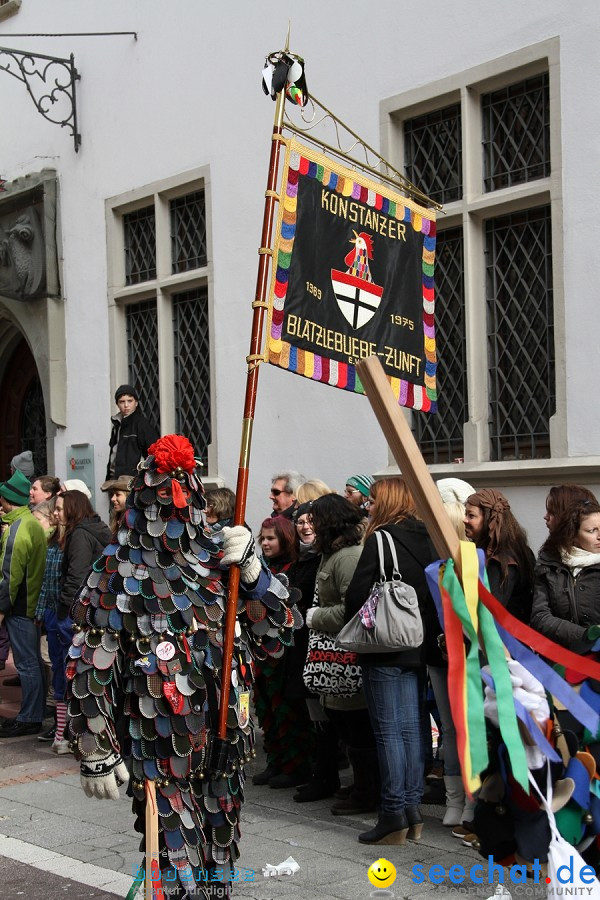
top-left (310, 543), bottom-right (365, 711)
top-left (529, 549), bottom-right (600, 652)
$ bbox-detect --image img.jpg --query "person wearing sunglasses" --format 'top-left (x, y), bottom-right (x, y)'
top-left (269, 471), bottom-right (304, 520)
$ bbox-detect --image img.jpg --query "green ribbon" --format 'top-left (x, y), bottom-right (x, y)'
top-left (441, 560), bottom-right (488, 778)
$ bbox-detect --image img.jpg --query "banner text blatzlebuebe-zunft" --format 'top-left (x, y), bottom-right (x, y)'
top-left (265, 138), bottom-right (437, 411)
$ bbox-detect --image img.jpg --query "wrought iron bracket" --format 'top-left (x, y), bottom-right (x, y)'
top-left (0, 45), bottom-right (81, 150)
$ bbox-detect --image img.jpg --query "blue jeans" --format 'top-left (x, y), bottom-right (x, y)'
top-left (5, 615), bottom-right (46, 723)
top-left (44, 608), bottom-right (72, 701)
top-left (362, 665), bottom-right (423, 814)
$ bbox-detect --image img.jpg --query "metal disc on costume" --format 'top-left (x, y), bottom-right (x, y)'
top-left (87, 715), bottom-right (107, 734)
top-left (139, 694), bottom-right (158, 719)
top-left (92, 646), bottom-right (115, 670)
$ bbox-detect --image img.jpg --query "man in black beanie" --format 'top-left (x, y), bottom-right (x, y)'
top-left (106, 384), bottom-right (159, 479)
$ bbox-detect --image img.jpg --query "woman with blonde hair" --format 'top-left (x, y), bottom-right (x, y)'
top-left (344, 477), bottom-right (437, 844)
top-left (296, 479), bottom-right (333, 505)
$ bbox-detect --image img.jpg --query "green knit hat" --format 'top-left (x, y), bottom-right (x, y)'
top-left (345, 474), bottom-right (374, 499)
top-left (0, 468), bottom-right (31, 506)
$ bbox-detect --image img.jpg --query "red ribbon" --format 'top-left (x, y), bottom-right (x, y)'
top-left (477, 579), bottom-right (600, 680)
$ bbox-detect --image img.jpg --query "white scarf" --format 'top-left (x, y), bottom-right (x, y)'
top-left (560, 546), bottom-right (600, 577)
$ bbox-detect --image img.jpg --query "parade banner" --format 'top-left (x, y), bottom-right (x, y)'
top-left (265, 138), bottom-right (437, 411)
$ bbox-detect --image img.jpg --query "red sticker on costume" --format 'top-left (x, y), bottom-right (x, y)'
top-left (163, 681), bottom-right (185, 715)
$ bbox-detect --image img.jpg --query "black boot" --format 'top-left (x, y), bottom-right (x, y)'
top-left (358, 812), bottom-right (409, 845)
top-left (330, 747), bottom-right (379, 816)
top-left (406, 804), bottom-right (424, 841)
top-left (252, 764), bottom-right (279, 786)
top-left (293, 721), bottom-right (339, 802)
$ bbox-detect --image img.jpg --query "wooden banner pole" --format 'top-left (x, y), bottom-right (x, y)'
top-left (356, 356), bottom-right (462, 575)
top-left (217, 88), bottom-right (286, 740)
top-left (145, 779), bottom-right (161, 900)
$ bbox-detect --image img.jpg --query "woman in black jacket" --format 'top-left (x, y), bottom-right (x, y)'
top-left (531, 498), bottom-right (600, 649)
top-left (55, 490), bottom-right (112, 621)
top-left (344, 477), bottom-right (437, 845)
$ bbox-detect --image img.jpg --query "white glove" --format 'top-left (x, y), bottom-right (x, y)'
top-left (305, 607), bottom-right (317, 628)
top-left (221, 525), bottom-right (261, 583)
top-left (80, 750), bottom-right (129, 800)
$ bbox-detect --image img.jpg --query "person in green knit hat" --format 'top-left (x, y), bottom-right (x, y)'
top-left (0, 468), bottom-right (47, 736)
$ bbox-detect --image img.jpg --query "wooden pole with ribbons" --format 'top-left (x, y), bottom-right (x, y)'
top-left (356, 355), bottom-right (461, 569)
top-left (216, 89), bottom-right (286, 741)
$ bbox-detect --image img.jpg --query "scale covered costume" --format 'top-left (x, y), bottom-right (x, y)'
top-left (66, 435), bottom-right (299, 898)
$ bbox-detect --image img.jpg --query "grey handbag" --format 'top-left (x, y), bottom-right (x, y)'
top-left (337, 530), bottom-right (424, 653)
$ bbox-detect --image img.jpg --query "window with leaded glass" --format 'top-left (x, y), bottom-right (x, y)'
top-left (170, 190), bottom-right (207, 274)
top-left (173, 288), bottom-right (211, 461)
top-left (486, 206), bottom-right (554, 461)
top-left (404, 104), bottom-right (462, 205)
top-left (124, 206), bottom-right (156, 285)
top-left (126, 299), bottom-right (160, 428)
top-left (413, 228), bottom-right (466, 464)
top-left (482, 73), bottom-right (550, 192)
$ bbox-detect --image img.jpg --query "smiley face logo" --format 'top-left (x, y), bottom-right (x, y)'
top-left (368, 858), bottom-right (397, 889)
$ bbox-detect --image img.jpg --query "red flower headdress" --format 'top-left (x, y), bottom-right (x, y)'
top-left (148, 435), bottom-right (196, 507)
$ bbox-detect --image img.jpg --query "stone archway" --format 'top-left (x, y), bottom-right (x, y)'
top-left (0, 337), bottom-right (47, 480)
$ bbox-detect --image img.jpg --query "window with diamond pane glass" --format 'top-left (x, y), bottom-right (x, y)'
top-left (124, 206), bottom-right (156, 285)
top-left (412, 228), bottom-right (466, 463)
top-left (482, 73), bottom-right (550, 192)
top-left (486, 206), bottom-right (554, 461)
top-left (170, 190), bottom-right (207, 274)
top-left (404, 104), bottom-right (462, 205)
top-left (126, 299), bottom-right (160, 429)
top-left (173, 288), bottom-right (211, 460)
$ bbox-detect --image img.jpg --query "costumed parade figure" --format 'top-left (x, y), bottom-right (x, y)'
top-left (66, 435), bottom-right (299, 899)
